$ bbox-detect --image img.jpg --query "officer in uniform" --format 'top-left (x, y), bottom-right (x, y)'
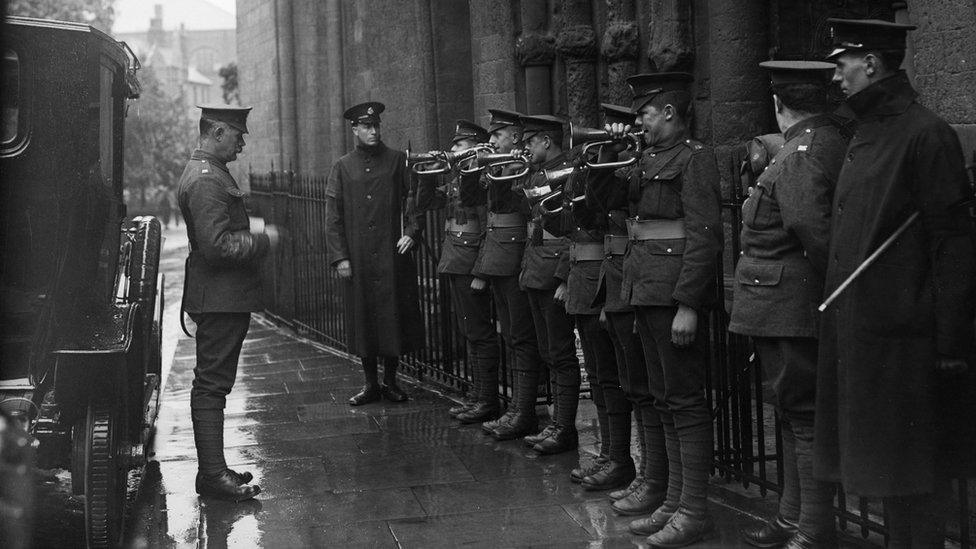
top-left (472, 109), bottom-right (544, 440)
top-left (418, 120), bottom-right (501, 424)
top-left (729, 61), bottom-right (848, 549)
top-left (325, 102), bottom-right (426, 406)
top-left (604, 73), bottom-right (723, 546)
top-left (514, 114), bottom-right (581, 455)
top-left (179, 104), bottom-right (276, 501)
top-left (587, 104), bottom-right (668, 515)
top-left (537, 107), bottom-right (637, 487)
top-left (816, 19), bottom-right (976, 547)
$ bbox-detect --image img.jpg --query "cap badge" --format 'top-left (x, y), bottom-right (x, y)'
top-left (367, 106), bottom-right (374, 115)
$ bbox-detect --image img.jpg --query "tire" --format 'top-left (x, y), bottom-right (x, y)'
top-left (79, 400), bottom-right (127, 548)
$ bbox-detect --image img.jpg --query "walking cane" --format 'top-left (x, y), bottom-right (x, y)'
top-left (818, 211), bottom-right (920, 312)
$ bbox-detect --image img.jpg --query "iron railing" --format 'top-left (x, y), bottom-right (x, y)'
top-left (249, 166), bottom-right (972, 548)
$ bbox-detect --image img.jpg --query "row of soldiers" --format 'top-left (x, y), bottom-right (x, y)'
top-left (398, 18), bottom-right (975, 549)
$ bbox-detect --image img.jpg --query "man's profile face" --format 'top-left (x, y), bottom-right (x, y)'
top-left (489, 127), bottom-right (518, 153)
top-left (352, 122), bottom-right (381, 146)
top-left (215, 124), bottom-right (245, 162)
top-left (451, 138), bottom-right (478, 153)
top-left (635, 103), bottom-right (667, 146)
top-left (832, 53), bottom-right (871, 96)
top-left (525, 134), bottom-right (549, 165)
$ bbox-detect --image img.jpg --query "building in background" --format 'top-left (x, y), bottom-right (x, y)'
top-left (114, 0), bottom-right (237, 112)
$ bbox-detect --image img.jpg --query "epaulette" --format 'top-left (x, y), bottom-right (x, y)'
top-left (198, 158), bottom-right (212, 175)
top-left (681, 138), bottom-right (705, 152)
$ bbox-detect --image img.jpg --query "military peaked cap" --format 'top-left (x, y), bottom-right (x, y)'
top-left (626, 72), bottom-right (693, 112)
top-left (520, 114), bottom-right (566, 141)
top-left (601, 103), bottom-right (634, 125)
top-left (759, 60), bottom-right (836, 85)
top-left (343, 101), bottom-right (385, 125)
top-left (826, 18), bottom-right (916, 59)
top-left (452, 119), bottom-right (490, 144)
top-left (487, 109), bottom-right (524, 133)
top-left (197, 103), bottom-right (252, 134)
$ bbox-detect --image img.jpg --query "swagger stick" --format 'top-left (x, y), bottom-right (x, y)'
top-left (818, 211), bottom-right (920, 312)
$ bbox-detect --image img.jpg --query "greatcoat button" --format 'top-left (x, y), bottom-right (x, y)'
top-left (754, 278), bottom-right (760, 284)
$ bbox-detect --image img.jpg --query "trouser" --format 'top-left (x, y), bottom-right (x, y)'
top-left (526, 287), bottom-right (580, 428)
top-left (489, 275), bottom-right (542, 414)
top-left (189, 312), bottom-right (252, 410)
top-left (635, 306), bottom-right (712, 515)
top-left (607, 310), bottom-right (665, 482)
top-left (577, 313), bottom-right (632, 462)
top-left (884, 481), bottom-right (950, 549)
top-left (754, 337), bottom-right (835, 539)
top-left (359, 356), bottom-right (401, 386)
top-left (449, 274), bottom-right (500, 404)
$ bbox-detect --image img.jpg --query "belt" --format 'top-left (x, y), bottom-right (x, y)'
top-left (527, 220), bottom-right (560, 241)
top-left (625, 218), bottom-right (685, 241)
top-left (604, 234), bottom-right (629, 256)
top-left (445, 218), bottom-right (481, 234)
top-left (570, 242), bottom-right (605, 262)
top-left (488, 211), bottom-right (525, 228)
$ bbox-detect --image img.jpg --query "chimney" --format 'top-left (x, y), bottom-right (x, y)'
top-left (148, 4), bottom-right (166, 47)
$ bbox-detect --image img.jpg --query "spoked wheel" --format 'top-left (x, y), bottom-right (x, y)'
top-left (79, 400), bottom-right (127, 548)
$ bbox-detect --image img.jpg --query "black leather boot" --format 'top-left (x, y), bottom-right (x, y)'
top-left (531, 424), bottom-right (578, 455)
top-left (491, 412), bottom-right (538, 441)
top-left (449, 400), bottom-right (475, 418)
top-left (524, 423), bottom-right (558, 448)
top-left (196, 469), bottom-right (261, 502)
top-left (645, 508), bottom-right (714, 548)
top-left (227, 468), bottom-right (253, 485)
top-left (381, 383), bottom-right (408, 402)
top-left (481, 410), bottom-right (514, 434)
top-left (740, 516), bottom-right (798, 548)
top-left (629, 506), bottom-right (675, 535)
top-left (612, 480), bottom-right (666, 515)
top-left (581, 459), bottom-right (636, 491)
top-left (456, 401), bottom-right (499, 424)
top-left (609, 476), bottom-right (644, 501)
top-left (783, 530), bottom-right (836, 549)
top-left (570, 454), bottom-right (609, 483)
top-left (348, 385), bottom-right (383, 406)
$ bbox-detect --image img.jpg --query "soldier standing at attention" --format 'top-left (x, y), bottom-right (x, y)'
top-left (324, 102), bottom-right (426, 406)
top-left (473, 109), bottom-right (544, 441)
top-left (516, 115), bottom-right (580, 455)
top-left (418, 120), bottom-right (501, 424)
top-left (604, 73), bottom-right (723, 547)
top-left (729, 61), bottom-right (848, 549)
top-left (179, 104), bottom-right (277, 501)
top-left (816, 19), bottom-right (976, 548)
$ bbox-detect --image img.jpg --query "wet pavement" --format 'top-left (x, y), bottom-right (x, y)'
top-left (32, 225), bottom-right (883, 548)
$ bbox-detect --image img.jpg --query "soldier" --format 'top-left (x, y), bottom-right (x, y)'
top-left (587, 104), bottom-right (669, 515)
top-left (816, 19), bottom-right (976, 548)
top-left (179, 104), bottom-right (276, 501)
top-left (324, 101), bottom-right (426, 406)
top-left (536, 108), bottom-right (637, 487)
top-left (516, 115), bottom-right (580, 455)
top-left (472, 109), bottom-right (543, 440)
top-left (418, 120), bottom-right (501, 424)
top-left (729, 61), bottom-right (847, 549)
top-left (604, 73), bottom-right (723, 546)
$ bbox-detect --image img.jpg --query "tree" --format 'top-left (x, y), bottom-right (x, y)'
top-left (123, 67), bottom-right (195, 208)
top-left (218, 62), bottom-right (239, 105)
top-left (5, 0), bottom-right (116, 33)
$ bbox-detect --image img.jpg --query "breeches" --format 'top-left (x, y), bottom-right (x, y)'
top-left (189, 312), bottom-right (251, 410)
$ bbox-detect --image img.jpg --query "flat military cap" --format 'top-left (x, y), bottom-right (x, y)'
top-left (627, 72), bottom-right (693, 112)
top-left (197, 103), bottom-right (252, 133)
top-left (487, 108), bottom-right (523, 133)
top-left (759, 60), bottom-right (836, 85)
top-left (343, 101), bottom-right (385, 125)
top-left (601, 103), bottom-right (634, 125)
top-left (520, 114), bottom-right (566, 140)
top-left (826, 18), bottom-right (916, 59)
top-left (452, 119), bottom-right (490, 144)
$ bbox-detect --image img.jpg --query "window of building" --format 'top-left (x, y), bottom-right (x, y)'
top-left (1, 49), bottom-right (26, 154)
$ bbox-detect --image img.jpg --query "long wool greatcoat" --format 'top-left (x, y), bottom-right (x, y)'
top-left (324, 142), bottom-right (425, 357)
top-left (814, 72), bottom-right (976, 496)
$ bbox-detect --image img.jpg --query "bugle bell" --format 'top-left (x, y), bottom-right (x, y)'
top-left (405, 147), bottom-right (483, 175)
top-left (475, 150), bottom-right (532, 182)
top-left (568, 122), bottom-right (644, 169)
top-left (537, 165), bottom-right (585, 215)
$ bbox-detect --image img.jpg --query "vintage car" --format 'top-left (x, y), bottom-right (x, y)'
top-left (0, 16), bottom-right (161, 548)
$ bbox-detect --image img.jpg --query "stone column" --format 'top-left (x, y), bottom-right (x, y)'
top-left (646, 0), bottom-right (694, 72)
top-left (555, 0), bottom-right (599, 126)
top-left (601, 0), bottom-right (639, 106)
top-left (515, 2), bottom-right (554, 115)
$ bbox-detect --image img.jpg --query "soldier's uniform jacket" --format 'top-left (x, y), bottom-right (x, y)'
top-left (472, 163), bottom-right (528, 278)
top-left (815, 71), bottom-right (976, 495)
top-left (178, 149), bottom-right (270, 313)
top-left (418, 169), bottom-right (488, 275)
top-left (324, 142), bottom-right (425, 356)
top-left (616, 138), bottom-right (723, 309)
top-left (519, 153), bottom-right (573, 291)
top-left (588, 153), bottom-right (635, 314)
top-left (729, 114), bottom-right (848, 338)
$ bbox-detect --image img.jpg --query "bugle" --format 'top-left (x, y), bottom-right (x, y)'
top-left (473, 150), bottom-right (532, 182)
top-left (405, 147), bottom-right (484, 175)
top-left (568, 122), bottom-right (644, 169)
top-left (537, 165), bottom-right (585, 215)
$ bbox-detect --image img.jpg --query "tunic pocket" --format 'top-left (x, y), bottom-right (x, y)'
top-left (736, 262), bottom-right (783, 287)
